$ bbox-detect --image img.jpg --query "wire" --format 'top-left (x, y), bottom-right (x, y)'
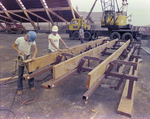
top-left (14, 87), bottom-right (37, 119)
top-left (0, 90), bottom-right (17, 118)
top-left (0, 108), bottom-right (15, 117)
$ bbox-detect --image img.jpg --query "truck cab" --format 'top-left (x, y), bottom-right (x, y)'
top-left (69, 19), bottom-right (86, 30)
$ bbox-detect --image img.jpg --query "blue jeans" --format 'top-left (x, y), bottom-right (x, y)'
top-left (17, 65), bottom-right (34, 91)
top-left (80, 38), bottom-right (84, 44)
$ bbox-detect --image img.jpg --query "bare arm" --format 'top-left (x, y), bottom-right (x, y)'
top-left (12, 43), bottom-right (24, 55)
top-left (32, 44), bottom-right (37, 60)
top-left (49, 38), bottom-right (62, 51)
top-left (59, 38), bottom-right (69, 49)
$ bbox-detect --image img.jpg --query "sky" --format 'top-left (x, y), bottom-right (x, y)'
top-left (71, 0), bottom-right (150, 26)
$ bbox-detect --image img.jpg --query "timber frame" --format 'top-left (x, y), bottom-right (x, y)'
top-left (23, 37), bottom-right (109, 80)
top-left (40, 39), bottom-right (141, 117)
top-left (0, 0), bottom-right (79, 30)
top-left (10, 36), bottom-right (141, 117)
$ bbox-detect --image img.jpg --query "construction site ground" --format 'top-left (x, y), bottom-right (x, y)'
top-left (0, 32), bottom-right (150, 119)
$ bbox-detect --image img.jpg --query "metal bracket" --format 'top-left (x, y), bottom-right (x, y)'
top-left (84, 56), bottom-right (103, 67)
top-left (129, 55), bottom-right (141, 62)
top-left (85, 45), bottom-right (92, 52)
top-left (61, 53), bottom-right (74, 60)
top-left (77, 56), bottom-right (104, 73)
top-left (105, 60), bottom-right (138, 92)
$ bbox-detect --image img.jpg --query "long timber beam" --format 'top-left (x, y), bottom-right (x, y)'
top-left (41, 39), bottom-right (118, 89)
top-left (24, 38), bottom-right (108, 72)
top-left (53, 39), bottom-right (118, 80)
top-left (86, 40), bottom-right (130, 90)
top-left (117, 58), bottom-right (138, 117)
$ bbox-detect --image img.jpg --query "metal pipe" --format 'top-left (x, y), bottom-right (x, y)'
top-left (83, 74), bottom-right (105, 100)
top-left (42, 69), bottom-right (77, 89)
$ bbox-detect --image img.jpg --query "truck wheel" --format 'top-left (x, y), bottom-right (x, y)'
top-left (122, 33), bottom-right (133, 41)
top-left (6, 29), bottom-right (12, 34)
top-left (16, 30), bottom-right (21, 34)
top-left (73, 31), bottom-right (79, 40)
top-left (110, 32), bottom-right (121, 40)
top-left (84, 31), bottom-right (91, 41)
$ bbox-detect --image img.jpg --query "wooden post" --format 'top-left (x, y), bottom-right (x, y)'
top-left (16, 0), bottom-right (38, 30)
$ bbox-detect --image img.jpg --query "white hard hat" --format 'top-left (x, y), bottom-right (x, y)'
top-left (52, 25), bottom-right (58, 32)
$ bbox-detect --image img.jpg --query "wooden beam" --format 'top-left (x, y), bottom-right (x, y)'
top-left (0, 7), bottom-right (71, 13)
top-left (24, 38), bottom-right (107, 72)
top-left (86, 40), bottom-right (130, 89)
top-left (53, 39), bottom-right (118, 80)
top-left (0, 19), bottom-right (7, 23)
top-left (0, 14), bottom-right (20, 23)
top-left (117, 59), bottom-right (138, 117)
top-left (40, 0), bottom-right (54, 25)
top-left (8, 11), bottom-right (29, 21)
top-left (27, 10), bottom-right (50, 22)
top-left (0, 23), bottom-right (5, 30)
top-left (0, 74), bottom-right (28, 82)
top-left (16, 0), bottom-right (38, 30)
top-left (0, 7), bottom-right (16, 24)
top-left (67, 0), bottom-right (76, 19)
top-left (47, 9), bottom-right (68, 23)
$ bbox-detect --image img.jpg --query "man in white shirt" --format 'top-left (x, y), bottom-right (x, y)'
top-left (79, 25), bottom-right (84, 44)
top-left (48, 25), bottom-right (69, 53)
top-left (12, 31), bottom-right (37, 95)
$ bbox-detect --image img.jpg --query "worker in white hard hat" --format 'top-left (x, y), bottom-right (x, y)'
top-left (12, 31), bottom-right (37, 95)
top-left (48, 25), bottom-right (69, 53)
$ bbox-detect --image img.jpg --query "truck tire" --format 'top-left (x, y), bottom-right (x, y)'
top-left (84, 31), bottom-right (91, 41)
top-left (73, 31), bottom-right (79, 40)
top-left (110, 32), bottom-right (121, 40)
top-left (16, 30), bottom-right (21, 34)
top-left (122, 33), bottom-right (133, 41)
top-left (6, 29), bottom-right (12, 34)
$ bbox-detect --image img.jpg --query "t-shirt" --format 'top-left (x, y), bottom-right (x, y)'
top-left (79, 28), bottom-right (84, 38)
top-left (15, 37), bottom-right (36, 55)
top-left (48, 33), bottom-right (61, 52)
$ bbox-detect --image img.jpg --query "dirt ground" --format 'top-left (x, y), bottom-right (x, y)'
top-left (0, 32), bottom-right (150, 119)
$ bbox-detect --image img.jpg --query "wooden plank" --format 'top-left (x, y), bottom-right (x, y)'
top-left (0, 74), bottom-right (28, 82)
top-left (40, 0), bottom-right (54, 25)
top-left (53, 39), bottom-right (118, 80)
top-left (0, 7), bottom-right (71, 13)
top-left (86, 40), bottom-right (130, 89)
top-left (8, 11), bottom-right (29, 21)
top-left (24, 38), bottom-right (107, 72)
top-left (16, 0), bottom-right (38, 30)
top-left (26, 52), bottom-right (59, 72)
top-left (117, 59), bottom-right (138, 117)
top-left (0, 23), bottom-right (5, 30)
top-left (47, 9), bottom-right (68, 23)
top-left (27, 10), bottom-right (50, 22)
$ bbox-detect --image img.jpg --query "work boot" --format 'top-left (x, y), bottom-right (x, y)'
top-left (17, 90), bottom-right (23, 95)
top-left (31, 87), bottom-right (35, 91)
